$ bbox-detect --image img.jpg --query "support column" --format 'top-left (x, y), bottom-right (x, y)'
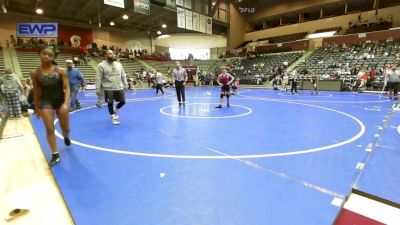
top-left (299, 11), bottom-right (304, 22)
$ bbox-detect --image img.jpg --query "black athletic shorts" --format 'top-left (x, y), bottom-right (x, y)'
top-left (104, 90), bottom-right (125, 102)
top-left (39, 100), bottom-right (63, 110)
top-left (387, 82), bottom-right (399, 90)
top-left (221, 84), bottom-right (230, 92)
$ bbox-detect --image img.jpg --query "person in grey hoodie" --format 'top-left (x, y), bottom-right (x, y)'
top-left (385, 66), bottom-right (400, 100)
top-left (0, 68), bottom-right (23, 118)
top-left (96, 50), bottom-right (128, 125)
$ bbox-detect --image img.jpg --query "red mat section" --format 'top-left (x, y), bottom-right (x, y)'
top-left (335, 209), bottom-right (385, 225)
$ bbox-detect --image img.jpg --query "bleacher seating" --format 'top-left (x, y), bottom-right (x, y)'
top-left (314, 27), bottom-right (342, 33)
top-left (236, 41), bottom-right (251, 48)
top-left (16, 51), bottom-right (96, 80)
top-left (231, 51), bottom-right (303, 85)
top-left (257, 32), bottom-right (308, 44)
top-left (294, 40), bottom-right (400, 90)
top-left (0, 48), bottom-right (5, 73)
top-left (119, 60), bottom-right (144, 78)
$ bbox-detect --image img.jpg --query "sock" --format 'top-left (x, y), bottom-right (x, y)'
top-left (62, 130), bottom-right (70, 138)
top-left (226, 95), bottom-right (230, 105)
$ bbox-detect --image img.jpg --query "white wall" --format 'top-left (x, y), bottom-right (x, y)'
top-left (154, 33), bottom-right (226, 49)
top-left (0, 13), bottom-right (151, 51)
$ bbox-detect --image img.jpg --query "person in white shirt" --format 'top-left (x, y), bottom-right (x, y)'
top-left (155, 71), bottom-right (164, 95)
top-left (290, 70), bottom-right (298, 94)
top-left (281, 73), bottom-right (289, 92)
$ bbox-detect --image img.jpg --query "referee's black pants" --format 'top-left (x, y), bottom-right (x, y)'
top-left (175, 81), bottom-right (185, 103)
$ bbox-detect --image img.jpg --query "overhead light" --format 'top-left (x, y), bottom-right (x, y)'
top-left (35, 8), bottom-right (43, 14)
top-left (162, 24), bottom-right (167, 28)
top-left (110, 21), bottom-right (115, 26)
top-left (98, 22), bottom-right (101, 27)
top-left (157, 30), bottom-right (162, 35)
top-left (122, 15), bottom-right (128, 20)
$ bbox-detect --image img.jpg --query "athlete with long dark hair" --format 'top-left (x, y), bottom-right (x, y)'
top-left (31, 47), bottom-right (71, 167)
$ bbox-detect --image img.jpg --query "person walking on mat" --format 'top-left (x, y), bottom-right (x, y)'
top-left (31, 47), bottom-right (71, 167)
top-left (66, 59), bottom-right (84, 111)
top-left (96, 50), bottom-right (128, 125)
top-left (155, 70), bottom-right (165, 95)
top-left (172, 61), bottom-right (188, 107)
top-left (0, 68), bottom-right (24, 119)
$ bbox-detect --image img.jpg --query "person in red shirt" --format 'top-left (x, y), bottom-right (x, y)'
top-left (367, 68), bottom-right (377, 88)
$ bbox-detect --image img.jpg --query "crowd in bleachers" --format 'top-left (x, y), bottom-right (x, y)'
top-left (228, 51), bottom-right (303, 85)
top-left (294, 38), bottom-right (400, 90)
top-left (257, 32), bottom-right (308, 44)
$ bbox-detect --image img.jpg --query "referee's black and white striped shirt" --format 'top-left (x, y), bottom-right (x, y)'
top-left (172, 68), bottom-right (187, 81)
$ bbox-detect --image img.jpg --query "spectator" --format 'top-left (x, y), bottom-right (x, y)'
top-left (0, 68), bottom-right (24, 118)
top-left (154, 70), bottom-right (164, 95)
top-left (386, 67), bottom-right (399, 100)
top-left (66, 60), bottom-right (84, 111)
top-left (9, 35), bottom-right (16, 46)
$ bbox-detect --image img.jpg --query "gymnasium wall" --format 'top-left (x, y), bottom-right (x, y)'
top-left (58, 25), bottom-right (93, 46)
top-left (0, 13), bottom-right (151, 51)
top-left (247, 0), bottom-right (342, 21)
top-left (93, 28), bottom-right (151, 51)
top-left (210, 47), bottom-right (227, 60)
top-left (244, 5), bottom-right (400, 42)
top-left (322, 28), bottom-right (400, 45)
top-left (0, 14), bottom-right (19, 47)
top-left (227, 2), bottom-right (245, 50)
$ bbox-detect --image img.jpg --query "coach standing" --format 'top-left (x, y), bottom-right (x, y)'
top-left (172, 61), bottom-right (188, 107)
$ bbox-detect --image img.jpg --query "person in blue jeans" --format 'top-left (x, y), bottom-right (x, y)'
top-left (66, 60), bottom-right (84, 111)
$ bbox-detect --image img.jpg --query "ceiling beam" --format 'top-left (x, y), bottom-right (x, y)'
top-left (55, 0), bottom-right (68, 15)
top-left (91, 5), bottom-right (113, 23)
top-left (209, 0), bottom-right (222, 17)
top-left (107, 5), bottom-right (136, 24)
top-left (75, 0), bottom-right (96, 18)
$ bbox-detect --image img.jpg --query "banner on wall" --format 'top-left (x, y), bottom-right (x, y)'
top-left (177, 7), bottom-right (186, 28)
top-left (104, 0), bottom-right (125, 8)
top-left (185, 10), bottom-right (193, 30)
top-left (176, 0), bottom-right (183, 6)
top-left (184, 0), bottom-right (192, 9)
top-left (199, 14), bottom-right (206, 33)
top-left (17, 23), bottom-right (58, 38)
top-left (192, 12), bottom-right (199, 32)
top-left (166, 0), bottom-right (176, 6)
top-left (133, 0), bottom-right (150, 15)
top-left (206, 16), bottom-right (212, 34)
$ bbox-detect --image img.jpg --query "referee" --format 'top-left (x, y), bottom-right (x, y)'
top-left (172, 61), bottom-right (188, 107)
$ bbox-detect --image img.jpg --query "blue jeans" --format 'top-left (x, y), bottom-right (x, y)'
top-left (70, 85), bottom-right (80, 110)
